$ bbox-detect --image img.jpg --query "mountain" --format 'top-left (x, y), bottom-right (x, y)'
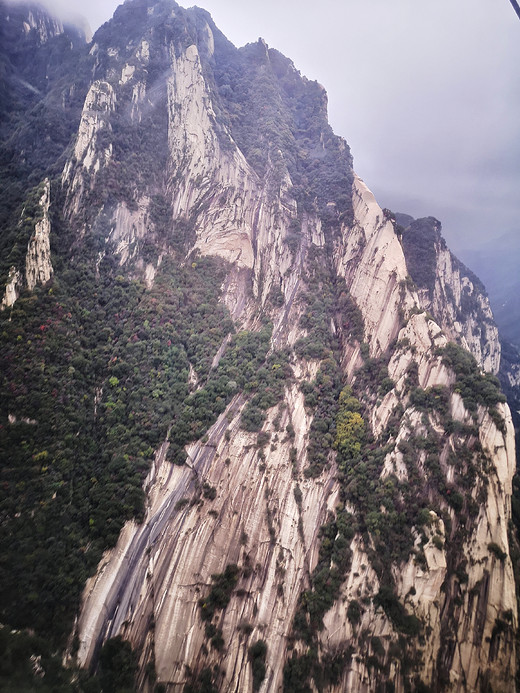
top-left (454, 230), bottom-right (520, 456)
top-left (395, 214), bottom-right (520, 449)
top-left (0, 1), bottom-right (519, 691)
top-left (458, 230), bottom-right (520, 349)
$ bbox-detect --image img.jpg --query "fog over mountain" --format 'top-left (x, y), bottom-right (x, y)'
top-left (461, 230), bottom-right (520, 347)
top-left (7, 0), bottom-right (520, 256)
top-left (1, 1), bottom-right (520, 690)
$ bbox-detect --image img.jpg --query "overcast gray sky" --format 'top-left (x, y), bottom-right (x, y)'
top-left (17, 0), bottom-right (520, 255)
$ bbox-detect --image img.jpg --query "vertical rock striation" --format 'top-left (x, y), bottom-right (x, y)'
top-left (25, 178), bottom-right (53, 291)
top-left (0, 2), bottom-right (517, 691)
top-left (2, 178), bottom-right (54, 307)
top-left (399, 215), bottom-right (500, 374)
top-left (66, 12), bottom-right (518, 682)
top-left (1, 266), bottom-right (22, 309)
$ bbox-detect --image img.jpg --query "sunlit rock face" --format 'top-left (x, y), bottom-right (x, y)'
top-left (1, 266), bottom-right (22, 309)
top-left (2, 179), bottom-right (53, 307)
top-left (25, 179), bottom-right (53, 291)
top-left (333, 176), bottom-right (418, 358)
top-left (1, 2), bottom-right (518, 692)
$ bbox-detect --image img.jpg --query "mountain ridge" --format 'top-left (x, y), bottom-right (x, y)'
top-left (0, 1), bottom-right (518, 691)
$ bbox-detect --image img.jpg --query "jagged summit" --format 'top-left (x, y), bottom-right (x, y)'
top-left (0, 2), bottom-right (518, 692)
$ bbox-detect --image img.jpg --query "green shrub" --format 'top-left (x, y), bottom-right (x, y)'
top-left (283, 653), bottom-right (313, 693)
top-left (374, 586), bottom-right (421, 636)
top-left (183, 667), bottom-right (218, 693)
top-left (347, 599), bottom-right (362, 626)
top-left (99, 636), bottom-right (138, 693)
top-left (198, 564), bottom-right (240, 622)
top-left (440, 343), bottom-right (506, 429)
top-left (248, 640), bottom-right (267, 691)
top-left (202, 483), bottom-right (217, 501)
top-left (241, 405), bottom-right (266, 432)
top-left (488, 542), bottom-right (507, 562)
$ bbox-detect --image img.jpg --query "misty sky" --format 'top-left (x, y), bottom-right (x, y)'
top-left (16, 0), bottom-right (520, 256)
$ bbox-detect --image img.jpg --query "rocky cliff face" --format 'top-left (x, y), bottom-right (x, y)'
top-left (398, 215), bottom-right (501, 375)
top-left (25, 178), bottom-right (53, 291)
top-left (1, 1), bottom-right (518, 692)
top-left (70, 142), bottom-right (517, 691)
top-left (0, 266), bottom-right (22, 309)
top-left (2, 1), bottom-right (65, 45)
top-left (1, 178), bottom-right (53, 307)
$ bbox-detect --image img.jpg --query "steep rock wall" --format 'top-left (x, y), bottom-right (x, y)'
top-left (334, 175), bottom-right (418, 359)
top-left (61, 15), bottom-right (302, 317)
top-left (1, 178), bottom-right (54, 307)
top-left (427, 242), bottom-right (499, 375)
top-left (72, 168), bottom-right (518, 693)
top-left (321, 312), bottom-right (517, 692)
top-left (54, 3), bottom-right (517, 692)
top-left (1, 266), bottom-right (22, 309)
top-left (166, 37), bottom-right (298, 309)
top-left (62, 80), bottom-right (116, 219)
top-left (25, 178), bottom-right (53, 291)
top-left (399, 216), bottom-right (500, 374)
top-left (1, 3), bottom-right (517, 692)
top-left (74, 371), bottom-right (336, 692)
top-left (22, 7), bottom-right (64, 44)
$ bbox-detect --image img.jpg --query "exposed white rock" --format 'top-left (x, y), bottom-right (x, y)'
top-left (24, 9), bottom-right (63, 43)
top-left (64, 28), bottom-right (518, 693)
top-left (25, 179), bottom-right (53, 292)
top-left (200, 21), bottom-right (214, 56)
top-left (387, 314), bottom-right (450, 390)
top-left (109, 198), bottom-right (150, 265)
top-left (73, 373), bottom-right (338, 692)
top-left (507, 361), bottom-right (520, 389)
top-left (321, 399), bottom-right (517, 693)
top-left (439, 403), bottom-right (518, 690)
top-left (167, 42), bottom-right (255, 268)
top-left (421, 242), bottom-right (500, 374)
top-left (320, 251), bottom-right (517, 692)
top-left (120, 63), bottom-right (135, 84)
top-left (75, 519), bottom-right (141, 668)
top-left (8, 414), bottom-right (38, 425)
top-left (144, 262), bottom-right (157, 289)
top-left (1, 266), bottom-right (22, 309)
top-left (62, 81), bottom-right (116, 217)
top-left (74, 81), bottom-right (116, 169)
top-left (131, 81), bottom-right (147, 122)
top-left (335, 176), bottom-right (418, 357)
top-left (134, 40), bottom-right (149, 63)
top-left (166, 42), bottom-right (300, 310)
